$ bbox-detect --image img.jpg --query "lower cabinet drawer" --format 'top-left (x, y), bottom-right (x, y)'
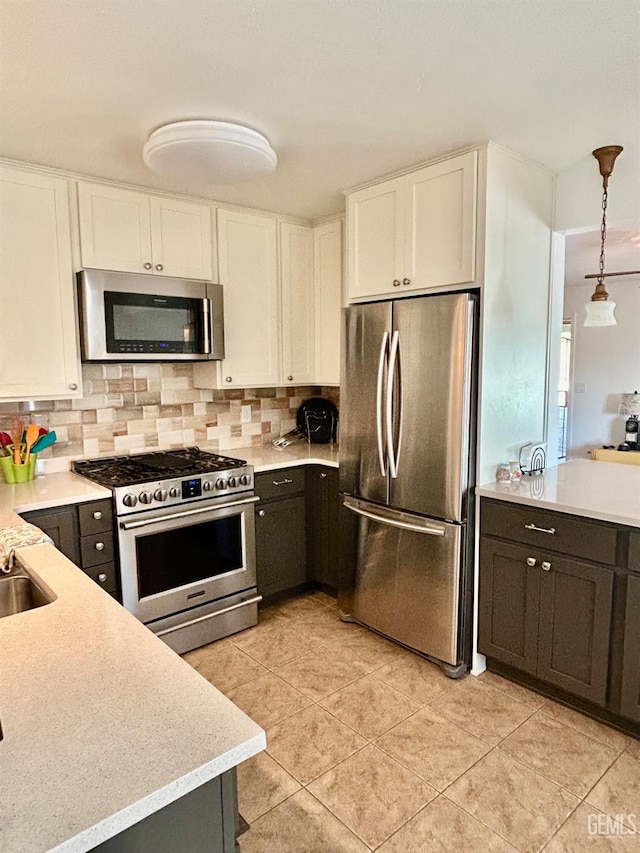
top-left (255, 467), bottom-right (305, 501)
top-left (80, 532), bottom-right (115, 568)
top-left (83, 562), bottom-right (118, 594)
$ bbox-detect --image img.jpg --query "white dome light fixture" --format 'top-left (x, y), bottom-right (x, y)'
top-left (143, 120), bottom-right (277, 184)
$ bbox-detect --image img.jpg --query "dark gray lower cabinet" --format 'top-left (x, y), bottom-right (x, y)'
top-left (621, 574), bottom-right (640, 722)
top-left (255, 493), bottom-right (308, 599)
top-left (306, 466), bottom-right (340, 591)
top-left (93, 769), bottom-right (238, 853)
top-left (19, 504), bottom-right (79, 564)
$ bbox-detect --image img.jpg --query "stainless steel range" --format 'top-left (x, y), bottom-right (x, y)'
top-left (73, 448), bottom-right (260, 654)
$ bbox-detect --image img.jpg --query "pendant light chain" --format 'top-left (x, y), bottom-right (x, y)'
top-left (598, 183), bottom-right (608, 284)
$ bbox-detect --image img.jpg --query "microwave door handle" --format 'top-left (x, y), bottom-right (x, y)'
top-left (202, 298), bottom-right (212, 354)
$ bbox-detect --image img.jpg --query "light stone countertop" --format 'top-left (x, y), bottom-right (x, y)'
top-left (0, 543), bottom-right (265, 853)
top-left (222, 441), bottom-right (339, 472)
top-left (476, 458), bottom-right (640, 528)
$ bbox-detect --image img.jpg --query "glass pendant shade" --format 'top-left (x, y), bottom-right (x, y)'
top-left (584, 298), bottom-right (617, 326)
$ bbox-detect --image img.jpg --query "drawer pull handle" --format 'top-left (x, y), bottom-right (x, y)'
top-left (526, 557), bottom-right (537, 567)
top-left (273, 477), bottom-right (293, 486)
top-left (98, 573), bottom-right (107, 583)
top-left (94, 542), bottom-right (105, 551)
top-left (524, 523), bottom-right (556, 535)
top-left (92, 511), bottom-right (103, 520)
top-left (541, 561), bottom-right (552, 572)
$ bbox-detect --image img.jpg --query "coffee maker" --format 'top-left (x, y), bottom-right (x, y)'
top-left (620, 392), bottom-right (640, 451)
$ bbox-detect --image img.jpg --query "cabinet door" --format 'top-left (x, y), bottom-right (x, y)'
top-left (404, 151), bottom-right (477, 290)
top-left (347, 177), bottom-right (405, 300)
top-left (313, 220), bottom-right (343, 385)
top-left (255, 496), bottom-right (308, 598)
top-left (20, 505), bottom-right (79, 565)
top-left (149, 196), bottom-right (213, 280)
top-left (537, 556), bottom-right (613, 705)
top-left (78, 182), bottom-right (153, 274)
top-left (306, 466), bottom-right (339, 590)
top-left (478, 539), bottom-right (540, 675)
top-left (217, 209), bottom-right (279, 387)
top-left (620, 574), bottom-right (640, 722)
top-left (280, 222), bottom-right (315, 385)
top-left (0, 167), bottom-right (81, 400)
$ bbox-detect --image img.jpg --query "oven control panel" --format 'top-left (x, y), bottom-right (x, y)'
top-left (115, 466), bottom-right (254, 515)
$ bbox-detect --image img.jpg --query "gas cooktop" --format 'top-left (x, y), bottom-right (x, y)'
top-left (73, 447), bottom-right (247, 488)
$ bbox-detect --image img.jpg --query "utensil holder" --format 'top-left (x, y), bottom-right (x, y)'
top-left (1, 453), bottom-right (37, 484)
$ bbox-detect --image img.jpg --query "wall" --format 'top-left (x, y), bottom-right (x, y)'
top-left (563, 281), bottom-right (640, 458)
top-left (0, 363), bottom-right (339, 469)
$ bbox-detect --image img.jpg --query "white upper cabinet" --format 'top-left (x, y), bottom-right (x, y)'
top-left (78, 182), bottom-right (213, 280)
top-left (313, 220), bottom-right (343, 385)
top-left (280, 222), bottom-right (315, 386)
top-left (0, 166), bottom-right (81, 400)
top-left (347, 150), bottom-right (477, 300)
top-left (215, 209), bottom-right (280, 388)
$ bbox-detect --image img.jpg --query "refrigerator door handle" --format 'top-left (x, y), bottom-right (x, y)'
top-left (343, 497), bottom-right (446, 536)
top-left (395, 330), bottom-right (404, 473)
top-left (375, 331), bottom-right (389, 477)
top-left (386, 330), bottom-right (400, 478)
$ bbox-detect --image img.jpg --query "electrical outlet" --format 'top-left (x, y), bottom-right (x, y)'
top-left (241, 405), bottom-right (252, 424)
top-left (574, 383), bottom-right (587, 394)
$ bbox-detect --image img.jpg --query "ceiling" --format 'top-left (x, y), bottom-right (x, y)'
top-left (1, 0), bottom-right (639, 219)
top-left (565, 227), bottom-right (640, 288)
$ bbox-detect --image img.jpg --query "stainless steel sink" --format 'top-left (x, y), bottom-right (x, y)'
top-left (0, 574), bottom-right (53, 618)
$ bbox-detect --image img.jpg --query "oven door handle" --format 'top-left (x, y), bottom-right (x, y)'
top-left (119, 495), bottom-right (260, 530)
top-left (154, 595), bottom-right (263, 638)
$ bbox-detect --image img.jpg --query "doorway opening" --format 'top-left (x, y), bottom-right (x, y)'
top-left (557, 321), bottom-right (572, 460)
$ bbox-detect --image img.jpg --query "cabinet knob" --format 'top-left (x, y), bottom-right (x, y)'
top-left (526, 557), bottom-right (537, 567)
top-left (402, 278), bottom-right (411, 286)
top-left (225, 377), bottom-right (232, 383)
top-left (320, 472), bottom-right (327, 479)
top-left (393, 279), bottom-right (401, 287)
top-left (98, 573), bottom-right (107, 583)
top-left (155, 264), bottom-right (164, 271)
top-left (287, 375), bottom-right (293, 381)
top-left (69, 383), bottom-right (78, 391)
top-left (541, 561), bottom-right (552, 572)
top-left (94, 541), bottom-right (105, 551)
top-left (92, 511), bottom-right (102, 520)
top-left (143, 262), bottom-right (152, 270)
top-left (257, 509), bottom-right (266, 517)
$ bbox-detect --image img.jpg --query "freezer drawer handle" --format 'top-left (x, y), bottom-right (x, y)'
top-left (344, 500), bottom-right (445, 536)
top-left (154, 595), bottom-right (263, 638)
top-left (376, 330), bottom-right (389, 477)
top-left (524, 523), bottom-right (556, 535)
top-left (120, 496), bottom-right (260, 529)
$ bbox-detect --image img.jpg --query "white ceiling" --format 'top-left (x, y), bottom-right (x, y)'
top-left (1, 0), bottom-right (639, 219)
top-left (565, 227), bottom-right (640, 287)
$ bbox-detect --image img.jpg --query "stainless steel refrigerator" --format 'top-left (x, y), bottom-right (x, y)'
top-left (338, 292), bottom-right (477, 675)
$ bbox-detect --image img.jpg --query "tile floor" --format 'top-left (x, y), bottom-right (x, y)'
top-left (183, 591), bottom-right (640, 852)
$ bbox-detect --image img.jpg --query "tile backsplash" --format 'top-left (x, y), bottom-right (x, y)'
top-left (0, 363), bottom-right (339, 466)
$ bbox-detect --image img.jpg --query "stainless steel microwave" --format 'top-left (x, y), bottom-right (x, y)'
top-left (77, 269), bottom-right (224, 362)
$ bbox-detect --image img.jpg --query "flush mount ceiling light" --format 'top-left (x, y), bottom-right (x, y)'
top-left (584, 145), bottom-right (640, 327)
top-left (142, 120), bottom-right (277, 184)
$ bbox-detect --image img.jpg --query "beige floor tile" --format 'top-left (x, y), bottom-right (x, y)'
top-left (478, 671), bottom-right (547, 709)
top-left (237, 752), bottom-right (301, 824)
top-left (375, 705), bottom-right (492, 791)
top-left (320, 674), bottom-right (421, 739)
top-left (225, 672), bottom-right (312, 729)
top-left (586, 752), bottom-right (640, 830)
top-left (269, 593), bottom-right (332, 621)
top-left (326, 628), bottom-right (409, 673)
top-left (233, 623), bottom-right (325, 669)
top-left (539, 700), bottom-right (630, 753)
top-left (275, 651), bottom-right (368, 701)
top-left (446, 749), bottom-right (579, 853)
top-left (266, 704), bottom-right (367, 785)
top-left (378, 795), bottom-right (518, 852)
top-left (626, 738), bottom-right (640, 762)
top-left (293, 607), bottom-right (366, 646)
top-left (182, 642), bottom-right (267, 693)
top-left (374, 653), bottom-right (458, 704)
top-left (228, 607), bottom-right (289, 643)
top-left (308, 743), bottom-right (437, 849)
top-left (500, 711), bottom-right (619, 797)
top-left (544, 802), bottom-right (638, 852)
top-left (430, 675), bottom-right (534, 744)
top-left (240, 789), bottom-right (368, 853)
top-left (309, 589), bottom-right (337, 607)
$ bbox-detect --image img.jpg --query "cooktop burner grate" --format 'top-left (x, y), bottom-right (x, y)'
top-left (73, 447), bottom-right (247, 488)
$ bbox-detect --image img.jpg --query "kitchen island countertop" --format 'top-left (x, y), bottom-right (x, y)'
top-left (476, 458), bottom-right (640, 528)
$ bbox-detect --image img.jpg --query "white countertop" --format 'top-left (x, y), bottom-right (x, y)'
top-left (0, 544), bottom-right (265, 853)
top-left (228, 441), bottom-right (339, 472)
top-left (476, 459), bottom-right (640, 528)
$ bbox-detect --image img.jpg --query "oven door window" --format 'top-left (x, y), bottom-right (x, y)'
top-left (104, 291), bottom-right (205, 355)
top-left (136, 516), bottom-right (243, 599)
